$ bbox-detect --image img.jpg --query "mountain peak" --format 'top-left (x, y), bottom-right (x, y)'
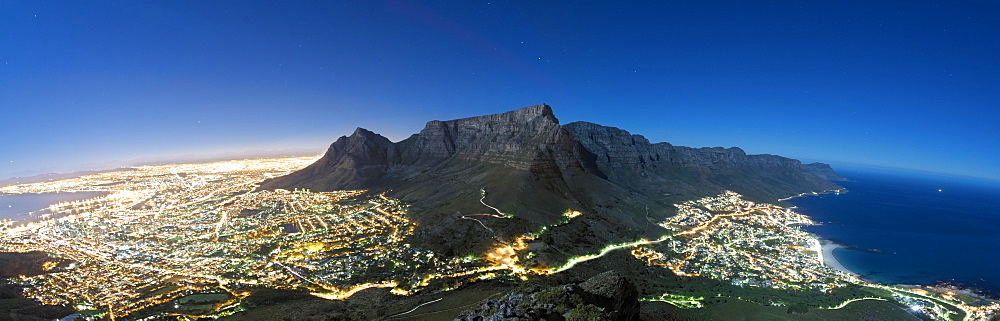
top-left (516, 103), bottom-right (557, 123)
top-left (351, 127), bottom-right (376, 137)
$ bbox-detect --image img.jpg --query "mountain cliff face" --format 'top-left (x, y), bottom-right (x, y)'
top-left (562, 121), bottom-right (841, 203)
top-left (260, 104), bottom-right (842, 258)
top-left (804, 162), bottom-right (848, 181)
top-left (261, 105), bottom-right (583, 191)
top-left (261, 105), bottom-right (599, 255)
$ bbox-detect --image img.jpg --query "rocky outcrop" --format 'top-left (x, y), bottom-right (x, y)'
top-left (562, 121), bottom-right (842, 203)
top-left (260, 104), bottom-right (584, 191)
top-left (804, 162), bottom-right (847, 181)
top-left (579, 271), bottom-right (640, 320)
top-left (264, 128), bottom-right (394, 191)
top-left (394, 104), bottom-right (564, 168)
top-left (455, 271), bottom-right (640, 321)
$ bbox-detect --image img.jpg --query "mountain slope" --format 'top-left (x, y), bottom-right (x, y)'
top-left (562, 121), bottom-right (841, 204)
top-left (261, 105), bottom-right (601, 256)
top-left (804, 162), bottom-right (848, 181)
top-left (260, 104), bottom-right (842, 259)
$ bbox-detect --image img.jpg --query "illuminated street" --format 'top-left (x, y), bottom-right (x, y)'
top-left (0, 157), bottom-right (492, 319)
top-left (1, 160), bottom-right (996, 321)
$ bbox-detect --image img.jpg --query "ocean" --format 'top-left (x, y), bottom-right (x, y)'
top-left (0, 192), bottom-right (108, 223)
top-left (789, 169), bottom-right (1000, 296)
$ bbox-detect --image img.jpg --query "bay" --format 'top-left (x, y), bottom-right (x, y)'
top-left (0, 192), bottom-right (109, 223)
top-left (790, 169), bottom-right (1000, 296)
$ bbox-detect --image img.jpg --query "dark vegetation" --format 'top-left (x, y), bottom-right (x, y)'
top-left (0, 252), bottom-right (74, 321)
top-left (222, 281), bottom-right (514, 321)
top-left (642, 298), bottom-right (920, 321)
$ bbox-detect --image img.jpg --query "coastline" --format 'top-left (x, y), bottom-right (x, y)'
top-left (779, 189), bottom-right (859, 277)
top-left (818, 239), bottom-right (859, 277)
top-left (776, 188), bottom-right (847, 203)
top-left (787, 178), bottom-right (1000, 317)
top-left (0, 191), bottom-right (110, 222)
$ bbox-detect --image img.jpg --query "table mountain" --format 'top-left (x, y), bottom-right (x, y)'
top-left (259, 104), bottom-right (842, 258)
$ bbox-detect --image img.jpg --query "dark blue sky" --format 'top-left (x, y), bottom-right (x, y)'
top-left (2, 1), bottom-right (998, 181)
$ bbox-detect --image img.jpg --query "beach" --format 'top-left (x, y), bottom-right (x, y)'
top-left (820, 239), bottom-right (858, 277)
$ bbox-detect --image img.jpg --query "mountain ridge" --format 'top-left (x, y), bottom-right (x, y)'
top-left (259, 104), bottom-right (843, 259)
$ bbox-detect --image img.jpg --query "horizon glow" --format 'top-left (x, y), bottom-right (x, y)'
top-left (2, 1), bottom-right (998, 181)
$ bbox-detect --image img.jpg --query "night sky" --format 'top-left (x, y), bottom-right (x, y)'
top-left (3, 1), bottom-right (998, 181)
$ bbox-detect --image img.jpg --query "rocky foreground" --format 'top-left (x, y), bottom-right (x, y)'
top-left (456, 271), bottom-right (640, 321)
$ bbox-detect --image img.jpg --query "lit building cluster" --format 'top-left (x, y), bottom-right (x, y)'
top-left (640, 191), bottom-right (857, 290)
top-left (963, 301), bottom-right (1000, 320)
top-left (0, 157), bottom-right (492, 319)
top-left (2, 161), bottom-right (992, 321)
top-left (878, 285), bottom-right (1000, 321)
top-left (629, 192), bottom-right (995, 320)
